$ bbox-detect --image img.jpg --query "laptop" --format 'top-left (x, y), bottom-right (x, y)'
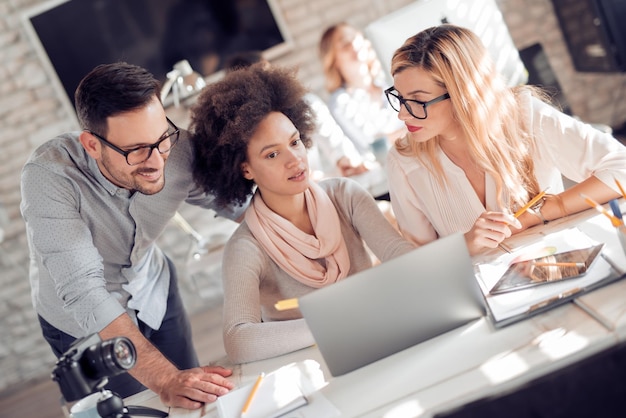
top-left (298, 233), bottom-right (486, 377)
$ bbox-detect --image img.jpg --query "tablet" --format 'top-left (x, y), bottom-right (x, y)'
top-left (489, 243), bottom-right (605, 294)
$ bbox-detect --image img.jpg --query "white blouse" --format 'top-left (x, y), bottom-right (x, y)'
top-left (387, 94), bottom-right (626, 246)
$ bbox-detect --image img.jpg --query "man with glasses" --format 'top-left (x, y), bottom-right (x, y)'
top-left (20, 62), bottom-right (244, 409)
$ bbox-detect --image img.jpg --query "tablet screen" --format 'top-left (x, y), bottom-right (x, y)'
top-left (489, 243), bottom-right (604, 294)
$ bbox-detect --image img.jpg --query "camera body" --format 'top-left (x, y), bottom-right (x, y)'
top-left (52, 334), bottom-right (136, 402)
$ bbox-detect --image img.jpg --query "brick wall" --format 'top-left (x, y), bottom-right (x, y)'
top-left (1, 0), bottom-right (625, 392)
top-left (498, 0), bottom-right (626, 126)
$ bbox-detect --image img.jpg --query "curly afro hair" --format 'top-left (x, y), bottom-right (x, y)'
top-left (190, 64), bottom-right (316, 209)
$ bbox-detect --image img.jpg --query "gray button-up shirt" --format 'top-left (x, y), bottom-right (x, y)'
top-left (20, 131), bottom-right (244, 337)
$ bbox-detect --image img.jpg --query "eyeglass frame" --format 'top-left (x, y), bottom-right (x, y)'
top-left (384, 87), bottom-right (450, 120)
top-left (85, 117), bottom-right (180, 166)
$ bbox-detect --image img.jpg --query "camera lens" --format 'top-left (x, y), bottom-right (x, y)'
top-left (112, 338), bottom-right (135, 369)
top-left (80, 337), bottom-right (136, 380)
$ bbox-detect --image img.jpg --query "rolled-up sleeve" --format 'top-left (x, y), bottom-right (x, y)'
top-left (528, 96), bottom-right (626, 190)
top-left (21, 163), bottom-right (125, 335)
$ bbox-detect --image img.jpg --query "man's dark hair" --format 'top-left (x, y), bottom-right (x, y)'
top-left (190, 63), bottom-right (316, 209)
top-left (74, 62), bottom-right (161, 135)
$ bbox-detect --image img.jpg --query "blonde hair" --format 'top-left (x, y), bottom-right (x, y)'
top-left (319, 22), bottom-right (381, 93)
top-left (391, 24), bottom-right (545, 209)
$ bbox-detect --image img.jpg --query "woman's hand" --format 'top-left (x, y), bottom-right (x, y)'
top-left (464, 211), bottom-right (521, 255)
top-left (336, 156), bottom-right (368, 177)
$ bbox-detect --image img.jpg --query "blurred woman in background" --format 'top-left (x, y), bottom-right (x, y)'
top-left (319, 22), bottom-right (405, 161)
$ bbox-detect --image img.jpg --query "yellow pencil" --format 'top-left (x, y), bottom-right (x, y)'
top-left (275, 298), bottom-right (299, 311)
top-left (533, 262), bottom-right (585, 268)
top-left (580, 193), bottom-right (622, 227)
top-left (514, 190), bottom-right (547, 219)
top-left (241, 373), bottom-right (264, 415)
top-left (615, 178), bottom-right (626, 200)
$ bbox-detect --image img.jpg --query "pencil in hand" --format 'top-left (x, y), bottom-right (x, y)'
top-left (514, 189), bottom-right (547, 219)
top-left (615, 177), bottom-right (626, 199)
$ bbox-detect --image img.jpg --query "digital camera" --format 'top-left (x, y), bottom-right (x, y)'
top-left (51, 334), bottom-right (136, 402)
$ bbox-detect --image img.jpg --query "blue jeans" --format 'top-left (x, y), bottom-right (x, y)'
top-left (39, 259), bottom-right (198, 399)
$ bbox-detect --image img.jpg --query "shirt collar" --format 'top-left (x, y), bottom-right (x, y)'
top-left (86, 154), bottom-right (133, 197)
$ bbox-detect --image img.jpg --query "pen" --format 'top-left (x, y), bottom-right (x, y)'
top-left (533, 262), bottom-right (585, 268)
top-left (514, 189), bottom-right (547, 219)
top-left (241, 373), bottom-right (264, 416)
top-left (275, 298), bottom-right (299, 311)
top-left (609, 199), bottom-right (623, 223)
top-left (580, 193), bottom-right (622, 227)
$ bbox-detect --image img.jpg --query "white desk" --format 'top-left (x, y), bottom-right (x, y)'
top-left (126, 207), bottom-right (626, 418)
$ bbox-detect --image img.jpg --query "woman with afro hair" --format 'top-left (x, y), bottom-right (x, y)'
top-left (190, 64), bottom-right (415, 363)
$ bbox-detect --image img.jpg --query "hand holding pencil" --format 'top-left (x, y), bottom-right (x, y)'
top-left (465, 189), bottom-right (550, 255)
top-left (514, 189), bottom-right (548, 219)
top-left (464, 211), bottom-right (521, 255)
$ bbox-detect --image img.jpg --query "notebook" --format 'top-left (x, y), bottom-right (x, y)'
top-left (298, 233), bottom-right (485, 377)
top-left (475, 227), bottom-right (620, 327)
top-left (216, 366), bottom-right (307, 418)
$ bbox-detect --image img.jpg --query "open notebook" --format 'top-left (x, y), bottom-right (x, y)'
top-left (216, 360), bottom-right (341, 418)
top-left (217, 367), bottom-right (307, 418)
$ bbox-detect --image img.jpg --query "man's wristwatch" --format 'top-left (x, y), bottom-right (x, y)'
top-left (529, 196), bottom-right (548, 225)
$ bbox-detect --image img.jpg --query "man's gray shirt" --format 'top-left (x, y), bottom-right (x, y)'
top-left (20, 131), bottom-right (244, 337)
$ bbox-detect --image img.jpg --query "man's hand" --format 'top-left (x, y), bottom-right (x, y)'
top-left (99, 314), bottom-right (234, 409)
top-left (158, 366), bottom-right (234, 409)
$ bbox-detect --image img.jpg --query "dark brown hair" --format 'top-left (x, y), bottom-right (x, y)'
top-left (74, 62), bottom-right (160, 136)
top-left (190, 64), bottom-right (316, 208)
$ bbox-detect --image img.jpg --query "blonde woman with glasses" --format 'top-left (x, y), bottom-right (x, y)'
top-left (385, 24), bottom-right (626, 255)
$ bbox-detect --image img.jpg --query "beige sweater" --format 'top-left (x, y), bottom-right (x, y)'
top-left (220, 177), bottom-right (415, 363)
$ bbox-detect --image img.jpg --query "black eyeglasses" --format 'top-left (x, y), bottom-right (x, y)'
top-left (86, 117), bottom-right (180, 166)
top-left (384, 87), bottom-right (450, 119)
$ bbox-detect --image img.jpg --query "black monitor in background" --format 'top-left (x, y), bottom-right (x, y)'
top-left (23, 0), bottom-right (291, 114)
top-left (519, 43), bottom-right (572, 115)
top-left (551, 0), bottom-right (626, 73)
top-left (593, 0), bottom-right (626, 71)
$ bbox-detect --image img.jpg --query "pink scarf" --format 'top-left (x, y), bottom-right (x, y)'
top-left (244, 182), bottom-right (351, 288)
